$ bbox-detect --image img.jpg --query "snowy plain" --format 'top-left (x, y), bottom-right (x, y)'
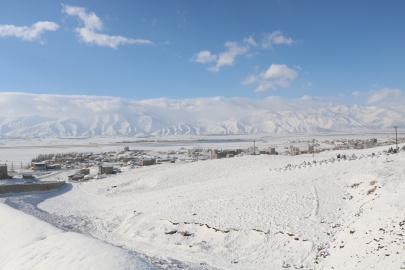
top-left (0, 134), bottom-right (404, 269)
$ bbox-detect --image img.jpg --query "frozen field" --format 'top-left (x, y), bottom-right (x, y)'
top-left (0, 136), bottom-right (404, 269)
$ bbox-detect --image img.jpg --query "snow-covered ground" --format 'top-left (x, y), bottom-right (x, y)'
top-left (0, 203), bottom-right (156, 270)
top-left (1, 137), bottom-right (404, 269)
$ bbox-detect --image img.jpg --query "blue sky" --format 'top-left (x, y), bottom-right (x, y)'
top-left (0, 0), bottom-right (404, 106)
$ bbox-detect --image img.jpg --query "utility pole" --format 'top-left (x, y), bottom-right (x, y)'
top-left (312, 139), bottom-right (315, 158)
top-left (253, 140), bottom-right (256, 155)
top-left (394, 126), bottom-right (398, 151)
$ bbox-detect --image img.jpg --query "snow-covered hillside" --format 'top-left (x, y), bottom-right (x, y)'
top-left (0, 93), bottom-right (404, 138)
top-left (1, 144), bottom-right (404, 269)
top-left (0, 203), bottom-right (156, 270)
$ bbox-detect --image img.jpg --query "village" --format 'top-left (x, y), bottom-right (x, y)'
top-left (1, 136), bottom-right (404, 184)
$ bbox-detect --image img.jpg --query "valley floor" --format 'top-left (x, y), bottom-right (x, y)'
top-left (1, 144), bottom-right (405, 269)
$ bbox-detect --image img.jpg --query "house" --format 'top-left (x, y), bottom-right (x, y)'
top-left (211, 153), bottom-right (222, 159)
top-left (23, 174), bottom-right (35, 179)
top-left (289, 146), bottom-right (299, 155)
top-left (79, 168), bottom-right (90, 175)
top-left (84, 174), bottom-right (94, 180)
top-left (305, 144), bottom-right (314, 153)
top-left (99, 166), bottom-right (114, 174)
top-left (139, 159), bottom-right (155, 166)
top-left (0, 164), bottom-right (8, 180)
top-left (33, 163), bottom-right (47, 171)
top-left (46, 164), bottom-right (61, 170)
top-left (68, 174), bottom-right (85, 181)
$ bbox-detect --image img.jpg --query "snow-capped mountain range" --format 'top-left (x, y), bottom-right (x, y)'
top-left (1, 107), bottom-right (404, 138)
top-left (0, 93), bottom-right (404, 138)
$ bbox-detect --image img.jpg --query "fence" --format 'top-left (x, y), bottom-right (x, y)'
top-left (0, 181), bottom-right (66, 195)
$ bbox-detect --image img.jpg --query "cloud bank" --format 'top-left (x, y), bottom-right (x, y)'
top-left (2, 90), bottom-right (402, 123)
top-left (0, 92), bottom-right (342, 123)
top-left (1, 92), bottom-right (404, 137)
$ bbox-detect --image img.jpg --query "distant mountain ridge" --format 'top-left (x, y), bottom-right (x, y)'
top-left (0, 105), bottom-right (404, 138)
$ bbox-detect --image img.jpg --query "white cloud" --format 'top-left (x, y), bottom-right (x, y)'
top-left (302, 81), bottom-right (312, 88)
top-left (62, 4), bottom-right (152, 49)
top-left (0, 21), bottom-right (59, 43)
top-left (242, 75), bottom-right (257, 85)
top-left (246, 52), bottom-right (258, 58)
top-left (262, 31), bottom-right (295, 49)
top-left (242, 64), bottom-right (298, 93)
top-left (191, 51), bottom-right (217, 63)
top-left (62, 5), bottom-right (103, 30)
top-left (208, 42), bottom-right (249, 72)
top-left (255, 80), bottom-right (276, 93)
top-left (192, 42), bottom-right (248, 72)
top-left (352, 91), bottom-right (362, 97)
top-left (244, 35), bottom-right (257, 46)
top-left (152, 18), bottom-right (157, 26)
top-left (261, 64), bottom-right (298, 80)
top-left (367, 88), bottom-right (402, 104)
top-left (0, 92), bottom-right (344, 123)
top-left (294, 65), bottom-right (302, 70)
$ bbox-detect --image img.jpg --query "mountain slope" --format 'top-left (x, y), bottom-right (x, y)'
top-left (0, 105), bottom-right (404, 138)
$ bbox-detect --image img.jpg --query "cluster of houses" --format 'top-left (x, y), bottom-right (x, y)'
top-left (325, 138), bottom-right (403, 150)
top-left (3, 136), bottom-right (403, 182)
top-left (210, 147), bottom-right (277, 159)
top-left (283, 138), bottom-right (404, 155)
top-left (27, 145), bottom-right (282, 180)
top-left (285, 144), bottom-right (317, 155)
